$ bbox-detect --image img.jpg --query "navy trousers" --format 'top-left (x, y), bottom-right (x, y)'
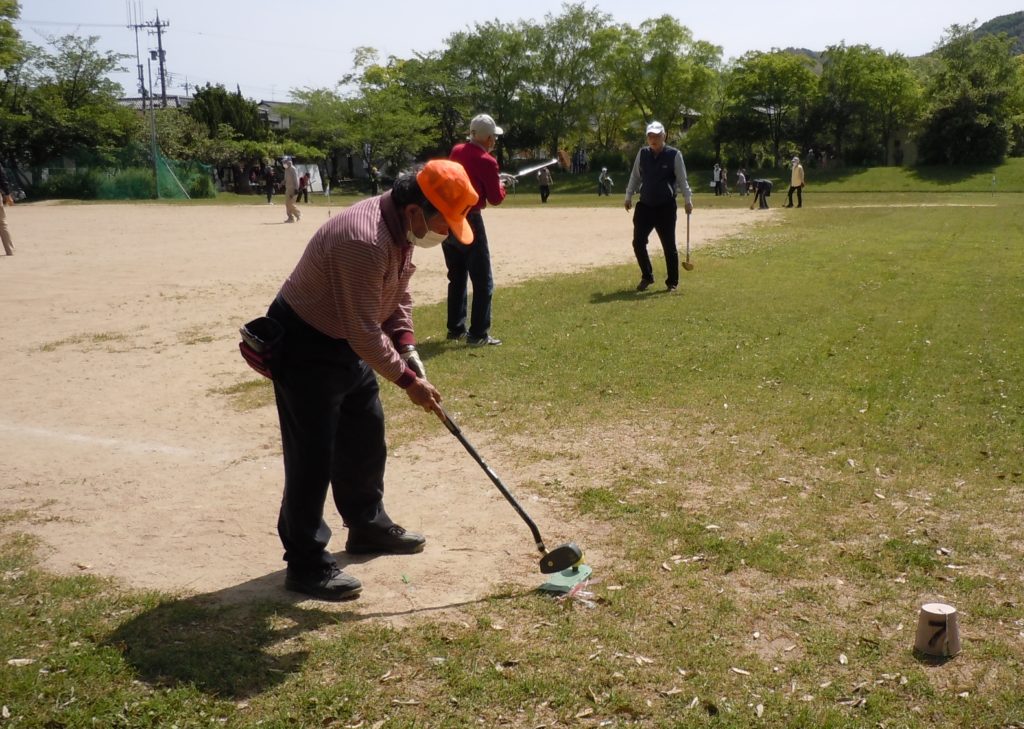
top-left (442, 210), bottom-right (493, 339)
top-left (268, 297), bottom-right (394, 572)
top-left (631, 200), bottom-right (679, 288)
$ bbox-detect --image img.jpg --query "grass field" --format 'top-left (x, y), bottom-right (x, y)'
top-left (2, 180), bottom-right (1023, 727)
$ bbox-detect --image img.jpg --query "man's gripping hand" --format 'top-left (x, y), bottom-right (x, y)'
top-left (399, 345), bottom-right (426, 379)
top-left (406, 378), bottom-right (442, 414)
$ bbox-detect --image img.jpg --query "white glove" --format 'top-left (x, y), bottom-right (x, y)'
top-left (399, 345), bottom-right (426, 379)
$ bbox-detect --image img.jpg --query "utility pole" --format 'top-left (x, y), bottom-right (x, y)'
top-left (153, 10), bottom-right (168, 107)
top-left (127, 5), bottom-right (170, 108)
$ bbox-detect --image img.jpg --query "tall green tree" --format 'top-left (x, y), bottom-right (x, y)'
top-left (726, 50), bottom-right (817, 165)
top-left (816, 44), bottom-right (922, 165)
top-left (22, 34), bottom-right (137, 167)
top-left (604, 15), bottom-right (721, 136)
top-left (397, 51), bottom-right (473, 155)
top-left (530, 3), bottom-right (614, 157)
top-left (443, 20), bottom-right (538, 164)
top-left (917, 23), bottom-right (1017, 164)
top-left (341, 49), bottom-right (433, 174)
top-left (187, 83), bottom-right (267, 140)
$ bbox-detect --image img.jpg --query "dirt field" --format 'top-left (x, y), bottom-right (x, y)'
top-left (1, 199), bottom-right (763, 621)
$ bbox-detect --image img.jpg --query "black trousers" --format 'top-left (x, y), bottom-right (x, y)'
top-left (539, 185), bottom-right (550, 203)
top-left (632, 201), bottom-right (679, 288)
top-left (442, 210), bottom-right (493, 339)
top-left (267, 297), bottom-right (394, 572)
top-left (787, 185), bottom-right (803, 207)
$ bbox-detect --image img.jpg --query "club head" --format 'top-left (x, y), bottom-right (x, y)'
top-left (682, 261), bottom-right (695, 271)
top-left (539, 542), bottom-right (584, 574)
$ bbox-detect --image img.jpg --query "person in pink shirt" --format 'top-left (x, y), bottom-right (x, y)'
top-left (260, 160), bottom-right (478, 601)
top-left (443, 113), bottom-right (507, 347)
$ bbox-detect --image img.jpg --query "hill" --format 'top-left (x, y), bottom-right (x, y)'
top-left (975, 11), bottom-right (1024, 55)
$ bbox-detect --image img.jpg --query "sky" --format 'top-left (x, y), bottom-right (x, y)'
top-left (15, 0), bottom-right (1024, 102)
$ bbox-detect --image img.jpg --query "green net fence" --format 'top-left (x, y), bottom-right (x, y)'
top-left (155, 150), bottom-right (215, 199)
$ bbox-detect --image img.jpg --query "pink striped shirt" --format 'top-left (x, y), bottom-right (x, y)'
top-left (279, 192), bottom-right (418, 387)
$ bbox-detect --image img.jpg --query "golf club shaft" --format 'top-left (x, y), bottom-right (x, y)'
top-left (686, 213), bottom-right (690, 260)
top-left (511, 158), bottom-right (558, 179)
top-left (436, 408), bottom-right (547, 554)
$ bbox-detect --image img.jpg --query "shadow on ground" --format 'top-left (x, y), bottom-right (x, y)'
top-left (104, 563), bottom-right (523, 699)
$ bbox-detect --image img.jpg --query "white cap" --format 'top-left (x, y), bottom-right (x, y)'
top-left (646, 121), bottom-right (665, 136)
top-left (792, 156), bottom-right (800, 163)
top-left (470, 113), bottom-right (504, 138)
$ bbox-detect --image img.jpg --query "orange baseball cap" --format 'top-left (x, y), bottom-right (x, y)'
top-left (416, 160), bottom-right (479, 244)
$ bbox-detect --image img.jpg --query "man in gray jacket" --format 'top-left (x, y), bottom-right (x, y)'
top-left (624, 121), bottom-right (693, 292)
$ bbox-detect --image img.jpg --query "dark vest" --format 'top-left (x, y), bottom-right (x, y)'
top-left (638, 146), bottom-right (679, 207)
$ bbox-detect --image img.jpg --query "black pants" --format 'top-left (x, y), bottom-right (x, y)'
top-left (298, 189), bottom-right (309, 203)
top-left (442, 210), bottom-right (493, 339)
top-left (632, 201), bottom-right (679, 288)
top-left (787, 185), bottom-right (803, 207)
top-left (267, 297), bottom-right (394, 572)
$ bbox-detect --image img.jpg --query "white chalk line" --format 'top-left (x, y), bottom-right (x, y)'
top-left (0, 420), bottom-right (197, 457)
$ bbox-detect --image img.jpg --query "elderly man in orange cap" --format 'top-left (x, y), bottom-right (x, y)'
top-left (254, 160), bottom-right (478, 601)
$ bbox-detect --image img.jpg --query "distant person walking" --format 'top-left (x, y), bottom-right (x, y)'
top-left (0, 161), bottom-right (15, 256)
top-left (598, 167), bottom-right (613, 196)
top-left (786, 156), bottom-right (805, 208)
top-left (263, 163), bottom-right (276, 204)
top-left (736, 168), bottom-right (748, 196)
top-left (713, 163), bottom-right (722, 196)
top-left (624, 121), bottom-right (693, 292)
top-left (298, 171), bottom-right (310, 203)
top-left (283, 157), bottom-right (302, 223)
top-left (537, 165), bottom-right (552, 203)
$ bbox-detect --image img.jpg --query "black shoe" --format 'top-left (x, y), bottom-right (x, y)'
top-left (466, 334), bottom-right (502, 347)
top-left (636, 278), bottom-right (654, 291)
top-left (285, 565), bottom-right (362, 601)
top-left (346, 524), bottom-right (426, 554)
top-left (446, 331), bottom-right (465, 341)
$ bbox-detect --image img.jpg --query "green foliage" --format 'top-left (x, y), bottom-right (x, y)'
top-left (918, 23), bottom-right (1018, 164)
top-left (725, 50), bottom-right (818, 165)
top-left (816, 44), bottom-right (923, 165)
top-left (33, 169), bottom-right (102, 199)
top-left (604, 14), bottom-right (722, 137)
top-left (187, 83), bottom-right (267, 140)
top-left (187, 172), bottom-right (215, 198)
top-left (98, 168), bottom-right (155, 199)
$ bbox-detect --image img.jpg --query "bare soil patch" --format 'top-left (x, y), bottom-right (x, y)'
top-left (1, 200), bottom-right (761, 621)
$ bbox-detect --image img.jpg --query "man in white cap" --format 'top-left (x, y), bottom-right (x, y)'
top-left (624, 121), bottom-right (693, 292)
top-left (786, 156), bottom-right (805, 208)
top-left (443, 113), bottom-right (506, 346)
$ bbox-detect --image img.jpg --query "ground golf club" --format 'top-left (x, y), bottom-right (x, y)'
top-left (434, 407), bottom-right (585, 574)
top-left (683, 212), bottom-right (694, 271)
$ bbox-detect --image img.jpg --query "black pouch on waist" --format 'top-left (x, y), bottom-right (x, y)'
top-left (239, 316), bottom-right (284, 379)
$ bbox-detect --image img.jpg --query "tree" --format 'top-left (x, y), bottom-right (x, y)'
top-left (397, 51), bottom-right (473, 155)
top-left (442, 20), bottom-right (538, 165)
top-left (20, 34), bottom-right (137, 167)
top-left (529, 3), bottom-right (614, 157)
top-left (917, 23), bottom-right (1017, 164)
top-left (341, 49), bottom-right (434, 175)
top-left (815, 44), bottom-right (923, 165)
top-left (187, 83), bottom-right (267, 140)
top-left (871, 53), bottom-right (923, 165)
top-left (604, 15), bottom-right (721, 136)
top-left (726, 50), bottom-right (817, 165)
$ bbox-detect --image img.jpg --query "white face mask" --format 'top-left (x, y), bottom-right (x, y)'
top-left (407, 209), bottom-right (448, 248)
